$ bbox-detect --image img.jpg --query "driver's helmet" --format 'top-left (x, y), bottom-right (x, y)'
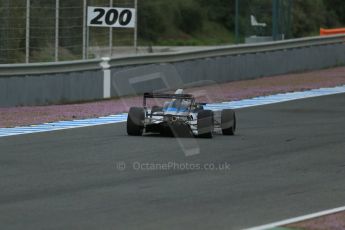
top-left (164, 99), bottom-right (190, 112)
top-left (163, 89), bottom-right (190, 112)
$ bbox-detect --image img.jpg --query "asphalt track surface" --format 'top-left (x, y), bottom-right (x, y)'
top-left (1, 93), bottom-right (345, 230)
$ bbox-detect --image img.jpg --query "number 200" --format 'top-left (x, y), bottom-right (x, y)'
top-left (91, 8), bottom-right (132, 26)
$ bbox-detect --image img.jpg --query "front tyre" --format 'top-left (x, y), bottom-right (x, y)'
top-left (221, 109), bottom-right (236, 135)
top-left (127, 107), bottom-right (145, 136)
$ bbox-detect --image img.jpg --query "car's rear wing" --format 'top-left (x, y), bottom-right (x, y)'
top-left (144, 92), bottom-right (194, 99)
top-left (143, 92), bottom-right (195, 106)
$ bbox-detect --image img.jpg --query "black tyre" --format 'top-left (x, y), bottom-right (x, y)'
top-left (127, 107), bottom-right (145, 136)
top-left (221, 109), bottom-right (236, 135)
top-left (197, 110), bottom-right (213, 138)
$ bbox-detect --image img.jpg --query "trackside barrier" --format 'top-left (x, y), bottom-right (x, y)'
top-left (1, 35), bottom-right (345, 107)
top-left (320, 28), bottom-right (345, 36)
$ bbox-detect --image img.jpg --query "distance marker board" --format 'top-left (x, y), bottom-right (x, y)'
top-left (87, 7), bottom-right (136, 28)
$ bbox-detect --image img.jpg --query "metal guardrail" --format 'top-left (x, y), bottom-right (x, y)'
top-left (1, 35), bottom-right (344, 76)
top-left (0, 59), bottom-right (102, 76)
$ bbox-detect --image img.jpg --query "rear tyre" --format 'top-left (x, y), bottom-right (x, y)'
top-left (127, 107), bottom-right (145, 136)
top-left (221, 109), bottom-right (236, 135)
top-left (197, 110), bottom-right (213, 138)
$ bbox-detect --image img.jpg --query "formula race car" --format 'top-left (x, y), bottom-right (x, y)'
top-left (127, 89), bottom-right (236, 138)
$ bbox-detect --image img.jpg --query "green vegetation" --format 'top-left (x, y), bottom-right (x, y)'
top-left (138, 0), bottom-right (345, 44)
top-left (1, 0), bottom-right (345, 63)
top-left (138, 0), bottom-right (235, 45)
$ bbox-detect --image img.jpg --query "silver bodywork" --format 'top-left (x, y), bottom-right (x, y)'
top-left (139, 90), bottom-right (225, 136)
top-left (144, 108), bottom-right (222, 136)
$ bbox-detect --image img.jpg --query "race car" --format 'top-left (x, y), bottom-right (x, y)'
top-left (126, 89), bottom-right (236, 138)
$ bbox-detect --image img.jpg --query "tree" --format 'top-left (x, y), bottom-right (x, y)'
top-left (291, 0), bottom-right (326, 37)
top-left (323, 0), bottom-right (345, 27)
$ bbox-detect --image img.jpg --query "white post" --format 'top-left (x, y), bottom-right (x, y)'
top-left (109, 0), bottom-right (113, 57)
top-left (55, 0), bottom-right (59, 62)
top-left (82, 0), bottom-right (87, 59)
top-left (101, 57), bottom-right (111, 99)
top-left (134, 0), bottom-right (138, 52)
top-left (25, 0), bottom-right (30, 63)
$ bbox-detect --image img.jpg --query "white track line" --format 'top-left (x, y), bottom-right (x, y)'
top-left (245, 205), bottom-right (345, 230)
top-left (204, 85), bottom-right (345, 110)
top-left (1, 85), bottom-right (345, 138)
